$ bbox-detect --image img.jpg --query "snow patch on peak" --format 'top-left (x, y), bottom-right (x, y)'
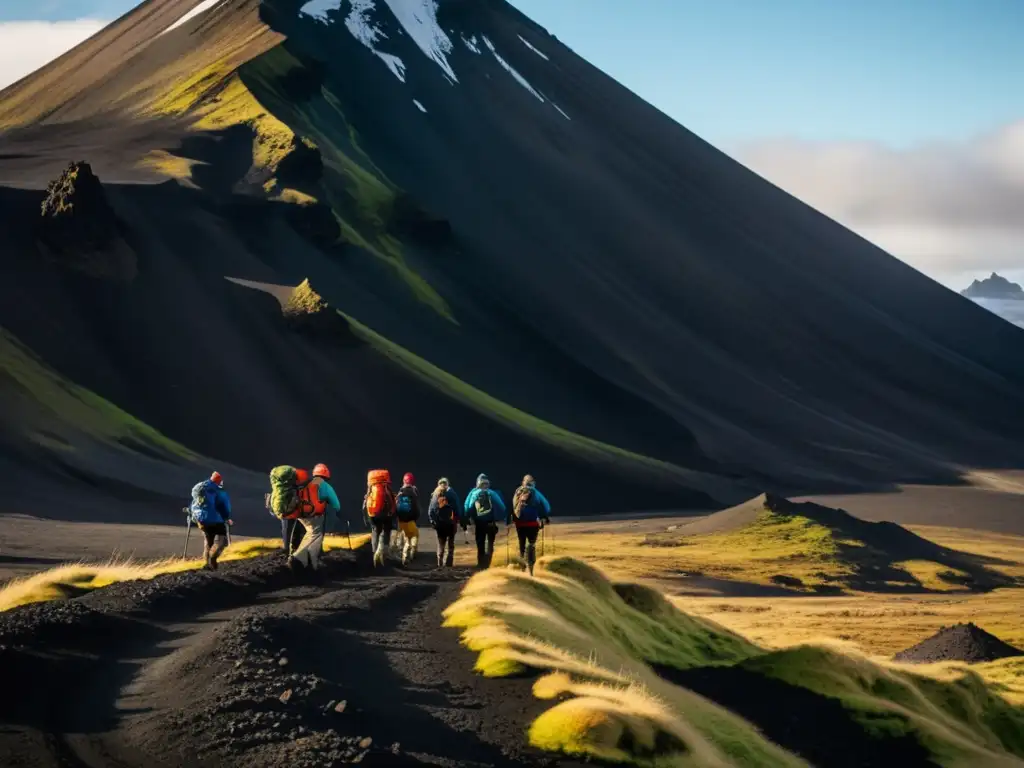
top-left (343, 0), bottom-right (386, 46)
top-left (517, 34), bottom-right (549, 60)
top-left (161, 0), bottom-right (223, 35)
top-left (302, 0), bottom-right (408, 83)
top-left (378, 53), bottom-right (407, 82)
top-left (381, 0), bottom-right (457, 83)
top-left (299, 0), bottom-right (340, 24)
top-left (413, 99), bottom-right (427, 113)
top-left (462, 34), bottom-right (481, 54)
top-left (482, 36), bottom-right (544, 103)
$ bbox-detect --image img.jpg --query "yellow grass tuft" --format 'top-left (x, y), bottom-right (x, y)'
top-left (0, 533), bottom-right (369, 613)
top-left (444, 555), bottom-right (1024, 766)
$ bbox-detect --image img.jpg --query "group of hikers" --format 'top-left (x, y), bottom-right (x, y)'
top-left (187, 467), bottom-right (552, 579)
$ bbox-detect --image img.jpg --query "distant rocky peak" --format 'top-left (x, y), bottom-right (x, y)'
top-left (961, 273), bottom-right (1024, 300)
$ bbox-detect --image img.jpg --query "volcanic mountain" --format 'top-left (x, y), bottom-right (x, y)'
top-left (2, 0), bottom-right (1024, 526)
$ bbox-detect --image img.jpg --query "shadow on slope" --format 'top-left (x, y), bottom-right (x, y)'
top-left (0, 180), bottom-right (724, 519)
top-left (444, 557), bottom-right (1024, 767)
top-left (654, 493), bottom-right (1022, 593)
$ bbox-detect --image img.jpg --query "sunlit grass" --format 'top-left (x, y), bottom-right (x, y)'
top-left (0, 533), bottom-right (369, 613)
top-left (444, 556), bottom-right (1024, 766)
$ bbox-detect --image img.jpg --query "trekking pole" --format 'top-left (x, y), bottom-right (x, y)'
top-left (541, 524), bottom-right (545, 558)
top-left (225, 521), bottom-right (232, 548)
top-left (182, 507), bottom-right (192, 560)
top-left (505, 525), bottom-right (510, 567)
top-left (346, 520), bottom-right (352, 551)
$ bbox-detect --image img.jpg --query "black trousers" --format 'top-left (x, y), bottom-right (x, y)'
top-left (435, 522), bottom-right (457, 567)
top-left (516, 526), bottom-right (539, 558)
top-left (474, 522), bottom-right (498, 568)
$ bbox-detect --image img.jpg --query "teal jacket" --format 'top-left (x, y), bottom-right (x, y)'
top-left (464, 487), bottom-right (506, 525)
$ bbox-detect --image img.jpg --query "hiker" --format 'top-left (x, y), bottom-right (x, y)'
top-left (290, 463), bottom-right (341, 579)
top-left (364, 469), bottom-right (397, 567)
top-left (509, 474), bottom-right (551, 575)
top-left (189, 471), bottom-right (233, 571)
top-left (395, 472), bottom-right (421, 566)
top-left (428, 477), bottom-right (464, 567)
top-left (464, 473), bottom-right (505, 569)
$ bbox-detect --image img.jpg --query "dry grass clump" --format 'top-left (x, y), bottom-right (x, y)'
top-left (443, 556), bottom-right (1024, 766)
top-left (0, 533), bottom-right (369, 613)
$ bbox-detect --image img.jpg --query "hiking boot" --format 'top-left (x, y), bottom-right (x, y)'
top-left (373, 549), bottom-right (384, 568)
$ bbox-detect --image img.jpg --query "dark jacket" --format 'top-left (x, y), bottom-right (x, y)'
top-left (395, 484), bottom-right (421, 523)
top-left (428, 487), bottom-right (463, 527)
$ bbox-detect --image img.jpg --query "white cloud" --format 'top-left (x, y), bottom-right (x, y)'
top-left (0, 19), bottom-right (108, 92)
top-left (732, 120), bottom-right (1024, 288)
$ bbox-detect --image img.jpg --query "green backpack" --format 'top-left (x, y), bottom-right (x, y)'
top-left (268, 465), bottom-right (306, 520)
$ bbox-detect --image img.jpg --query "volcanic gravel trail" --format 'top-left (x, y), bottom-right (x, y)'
top-left (0, 549), bottom-right (576, 768)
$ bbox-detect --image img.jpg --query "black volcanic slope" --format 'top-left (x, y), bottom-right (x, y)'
top-left (2, 0), bottom-right (1024, 523)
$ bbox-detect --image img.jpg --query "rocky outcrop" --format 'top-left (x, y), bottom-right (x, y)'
top-left (961, 273), bottom-right (1024, 300)
top-left (894, 622), bottom-right (1024, 663)
top-left (36, 161), bottom-right (135, 280)
top-left (282, 279), bottom-right (352, 340)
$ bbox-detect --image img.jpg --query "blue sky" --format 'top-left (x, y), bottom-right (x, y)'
top-left (510, 0), bottom-right (1024, 149)
top-left (1, 0), bottom-right (1022, 288)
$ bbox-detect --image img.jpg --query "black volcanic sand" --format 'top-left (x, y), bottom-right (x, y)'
top-left (894, 623), bottom-right (1024, 664)
top-left (0, 549), bottom-right (582, 768)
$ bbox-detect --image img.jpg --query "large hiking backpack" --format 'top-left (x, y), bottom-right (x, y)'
top-left (474, 489), bottom-right (493, 517)
top-left (366, 469), bottom-right (393, 518)
top-left (190, 480), bottom-right (217, 523)
top-left (513, 485), bottom-right (535, 519)
top-left (396, 490), bottom-right (414, 518)
top-left (269, 466), bottom-right (320, 520)
top-left (434, 490), bottom-right (456, 523)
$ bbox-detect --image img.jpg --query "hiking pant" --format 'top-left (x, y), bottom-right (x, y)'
top-left (435, 522), bottom-right (456, 567)
top-left (474, 522), bottom-right (498, 568)
top-left (199, 523), bottom-right (227, 567)
top-left (282, 517), bottom-right (305, 556)
top-left (398, 520), bottom-right (419, 563)
top-left (291, 514), bottom-right (326, 571)
top-left (517, 526), bottom-right (540, 571)
top-left (371, 516), bottom-right (394, 559)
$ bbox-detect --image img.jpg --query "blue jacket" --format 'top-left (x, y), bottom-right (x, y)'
top-left (510, 487), bottom-right (551, 526)
top-left (190, 480), bottom-right (232, 525)
top-left (464, 487), bottom-right (506, 525)
top-left (428, 487), bottom-right (463, 526)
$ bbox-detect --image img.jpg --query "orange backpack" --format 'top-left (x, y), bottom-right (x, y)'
top-left (365, 469), bottom-right (393, 517)
top-left (297, 474), bottom-right (328, 517)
